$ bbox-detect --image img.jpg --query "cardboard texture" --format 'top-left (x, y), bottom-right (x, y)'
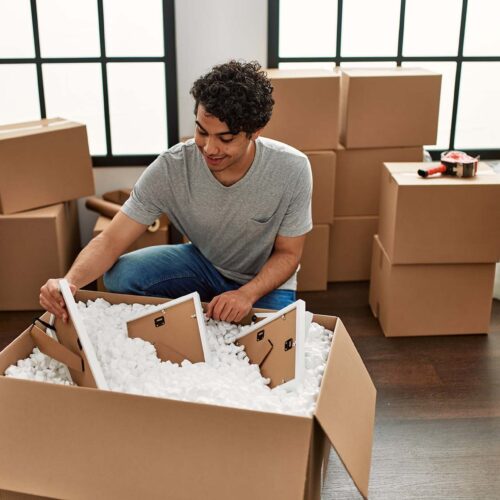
top-left (334, 145), bottom-right (424, 216)
top-left (235, 300), bottom-right (305, 389)
top-left (340, 68), bottom-right (441, 148)
top-left (0, 202), bottom-right (80, 310)
top-left (305, 151), bottom-right (336, 224)
top-left (263, 69), bottom-right (341, 150)
top-left (378, 162), bottom-right (500, 264)
top-left (369, 235), bottom-right (495, 337)
top-left (328, 216), bottom-right (379, 282)
top-left (126, 292), bottom-right (210, 364)
top-left (0, 118), bottom-right (94, 214)
top-left (298, 224), bottom-right (330, 291)
top-left (0, 290), bottom-right (376, 500)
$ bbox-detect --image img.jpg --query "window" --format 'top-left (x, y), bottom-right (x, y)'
top-left (0, 0), bottom-right (178, 166)
top-left (268, 0), bottom-right (500, 159)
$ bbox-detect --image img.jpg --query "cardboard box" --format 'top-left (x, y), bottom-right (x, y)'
top-left (263, 69), bottom-right (341, 150)
top-left (0, 290), bottom-right (376, 499)
top-left (378, 162), bottom-right (500, 264)
top-left (93, 215), bottom-right (169, 291)
top-left (328, 217), bottom-right (379, 282)
top-left (340, 68), bottom-right (441, 148)
top-left (0, 118), bottom-right (95, 214)
top-left (305, 151), bottom-right (336, 224)
top-left (334, 145), bottom-right (423, 216)
top-left (298, 225), bottom-right (330, 291)
top-left (0, 202), bottom-right (80, 311)
top-left (369, 235), bottom-right (495, 337)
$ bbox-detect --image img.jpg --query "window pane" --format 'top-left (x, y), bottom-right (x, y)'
top-left (107, 63), bottom-right (167, 155)
top-left (464, 0), bottom-right (500, 56)
top-left (455, 63), bottom-right (500, 149)
top-left (341, 0), bottom-right (400, 57)
top-left (403, 62), bottom-right (456, 149)
top-left (403, 0), bottom-right (461, 56)
top-left (0, 0), bottom-right (34, 57)
top-left (0, 65), bottom-right (40, 124)
top-left (37, 0), bottom-right (100, 57)
top-left (279, 0), bottom-right (336, 57)
top-left (43, 63), bottom-right (106, 155)
top-left (104, 0), bottom-right (163, 57)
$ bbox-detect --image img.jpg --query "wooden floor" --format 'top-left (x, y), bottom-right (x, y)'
top-left (1, 282), bottom-right (499, 499)
top-left (298, 283), bottom-right (500, 499)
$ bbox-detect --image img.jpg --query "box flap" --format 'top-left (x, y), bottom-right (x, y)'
top-left (0, 118), bottom-right (80, 140)
top-left (315, 319), bottom-right (376, 499)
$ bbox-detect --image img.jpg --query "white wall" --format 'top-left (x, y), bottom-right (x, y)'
top-left (81, 0), bottom-right (268, 244)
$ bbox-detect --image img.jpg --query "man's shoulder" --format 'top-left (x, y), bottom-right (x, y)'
top-left (257, 137), bottom-right (308, 163)
top-left (157, 138), bottom-right (198, 164)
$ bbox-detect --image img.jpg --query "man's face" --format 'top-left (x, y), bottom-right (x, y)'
top-left (194, 105), bottom-right (257, 174)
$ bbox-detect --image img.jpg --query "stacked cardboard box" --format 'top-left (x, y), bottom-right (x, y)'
top-left (0, 118), bottom-right (95, 310)
top-left (369, 162), bottom-right (500, 336)
top-left (264, 67), bottom-right (441, 289)
top-left (329, 68), bottom-right (441, 282)
top-left (264, 69), bottom-right (341, 291)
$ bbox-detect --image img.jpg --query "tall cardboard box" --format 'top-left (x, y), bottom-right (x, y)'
top-left (0, 290), bottom-right (376, 500)
top-left (298, 224), bottom-right (330, 291)
top-left (93, 215), bottom-right (169, 292)
top-left (369, 235), bottom-right (495, 337)
top-left (334, 145), bottom-right (423, 216)
top-left (0, 118), bottom-right (95, 214)
top-left (305, 151), bottom-right (336, 224)
top-left (264, 69), bottom-right (341, 150)
top-left (328, 216), bottom-right (379, 282)
top-left (378, 162), bottom-right (500, 264)
top-left (0, 202), bottom-right (80, 310)
top-left (340, 68), bottom-right (441, 148)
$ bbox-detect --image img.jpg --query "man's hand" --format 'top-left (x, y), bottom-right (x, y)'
top-left (206, 289), bottom-right (254, 323)
top-left (39, 279), bottom-right (77, 322)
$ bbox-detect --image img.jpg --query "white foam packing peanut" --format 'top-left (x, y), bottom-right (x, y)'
top-left (5, 299), bottom-right (334, 417)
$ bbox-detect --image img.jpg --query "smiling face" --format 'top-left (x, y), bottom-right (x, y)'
top-left (194, 105), bottom-right (260, 183)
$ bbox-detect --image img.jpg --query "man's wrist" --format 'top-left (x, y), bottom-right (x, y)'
top-left (238, 284), bottom-right (260, 304)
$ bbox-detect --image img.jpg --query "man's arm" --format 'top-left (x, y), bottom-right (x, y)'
top-left (39, 211), bottom-right (149, 321)
top-left (206, 233), bottom-right (306, 323)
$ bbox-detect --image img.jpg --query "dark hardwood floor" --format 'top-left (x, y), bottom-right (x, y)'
top-left (1, 282), bottom-right (499, 499)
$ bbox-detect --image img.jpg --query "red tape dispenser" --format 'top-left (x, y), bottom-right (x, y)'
top-left (418, 151), bottom-right (479, 179)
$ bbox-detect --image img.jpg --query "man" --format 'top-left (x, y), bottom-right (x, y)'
top-left (40, 60), bottom-right (312, 323)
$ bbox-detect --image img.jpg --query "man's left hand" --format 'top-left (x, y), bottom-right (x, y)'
top-left (206, 289), bottom-right (254, 323)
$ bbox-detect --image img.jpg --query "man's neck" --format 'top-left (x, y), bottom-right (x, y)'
top-left (214, 141), bottom-right (256, 187)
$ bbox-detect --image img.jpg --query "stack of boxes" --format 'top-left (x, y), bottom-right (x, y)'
top-left (0, 118), bottom-right (94, 310)
top-left (264, 67), bottom-right (442, 290)
top-left (370, 162), bottom-right (500, 337)
top-left (330, 68), bottom-right (441, 282)
top-left (264, 69), bottom-right (340, 291)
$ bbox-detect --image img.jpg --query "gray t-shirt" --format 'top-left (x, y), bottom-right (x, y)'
top-left (122, 137), bottom-right (313, 290)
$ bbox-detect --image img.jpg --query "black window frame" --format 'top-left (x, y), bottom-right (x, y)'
top-left (0, 0), bottom-right (178, 167)
top-left (268, 0), bottom-right (500, 160)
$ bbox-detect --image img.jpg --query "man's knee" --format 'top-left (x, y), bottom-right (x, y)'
top-left (103, 253), bottom-right (143, 294)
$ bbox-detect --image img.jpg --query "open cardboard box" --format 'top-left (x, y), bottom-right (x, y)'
top-left (0, 290), bottom-right (376, 500)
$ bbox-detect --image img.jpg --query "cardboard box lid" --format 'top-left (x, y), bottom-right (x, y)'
top-left (265, 68), bottom-right (340, 79)
top-left (0, 117), bottom-right (82, 140)
top-left (387, 161), bottom-right (500, 186)
top-left (342, 67), bottom-right (440, 79)
top-left (314, 317), bottom-right (376, 499)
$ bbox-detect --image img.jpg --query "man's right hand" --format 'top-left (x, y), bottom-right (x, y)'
top-left (39, 279), bottom-right (77, 322)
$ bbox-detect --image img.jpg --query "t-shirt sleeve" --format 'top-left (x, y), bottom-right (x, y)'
top-left (121, 156), bottom-right (167, 225)
top-left (278, 158), bottom-right (313, 237)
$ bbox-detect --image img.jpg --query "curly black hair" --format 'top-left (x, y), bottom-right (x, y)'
top-left (190, 60), bottom-right (274, 135)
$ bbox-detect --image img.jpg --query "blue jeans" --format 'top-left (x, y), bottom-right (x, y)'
top-left (104, 244), bottom-right (295, 310)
